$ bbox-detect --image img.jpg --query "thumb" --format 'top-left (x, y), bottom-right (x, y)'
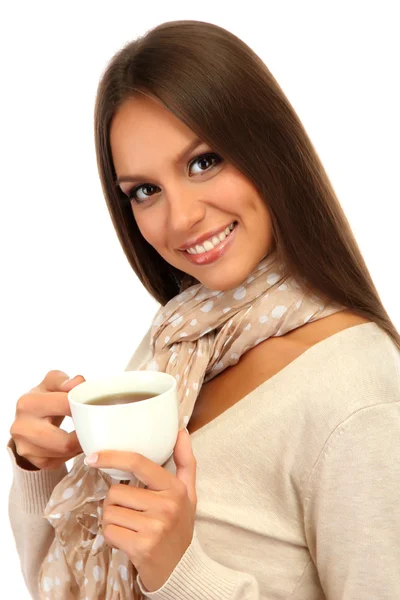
top-left (173, 429), bottom-right (197, 507)
top-left (59, 374), bottom-right (86, 392)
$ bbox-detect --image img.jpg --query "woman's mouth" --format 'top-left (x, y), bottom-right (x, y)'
top-left (181, 222), bottom-right (238, 266)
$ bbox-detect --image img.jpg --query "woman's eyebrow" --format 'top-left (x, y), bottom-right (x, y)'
top-left (115, 137), bottom-right (204, 185)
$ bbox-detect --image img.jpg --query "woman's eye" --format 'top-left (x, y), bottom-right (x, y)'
top-left (126, 152), bottom-right (222, 204)
top-left (128, 184), bottom-right (159, 203)
top-left (189, 152), bottom-right (222, 176)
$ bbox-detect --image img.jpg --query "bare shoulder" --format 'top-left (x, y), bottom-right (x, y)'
top-left (282, 309), bottom-right (372, 348)
top-left (236, 309), bottom-right (372, 387)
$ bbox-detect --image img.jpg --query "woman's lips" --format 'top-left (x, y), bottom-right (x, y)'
top-left (181, 224), bottom-right (237, 266)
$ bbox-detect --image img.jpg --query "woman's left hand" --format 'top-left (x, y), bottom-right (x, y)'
top-left (86, 429), bottom-right (197, 592)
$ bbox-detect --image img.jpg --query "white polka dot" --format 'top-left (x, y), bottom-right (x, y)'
top-left (267, 272), bottom-right (280, 285)
top-left (118, 564), bottom-right (129, 581)
top-left (186, 389), bottom-right (190, 396)
top-left (179, 332), bottom-right (188, 337)
top-left (84, 577), bottom-right (89, 585)
top-left (193, 382), bottom-right (199, 390)
top-left (201, 300), bottom-right (214, 312)
top-left (188, 348), bottom-right (193, 354)
top-left (62, 488), bottom-right (74, 500)
top-left (76, 478), bottom-right (83, 488)
top-left (113, 581), bottom-right (119, 591)
top-left (170, 352), bottom-right (178, 363)
top-left (296, 299), bottom-right (302, 308)
top-left (278, 283), bottom-right (288, 291)
top-left (214, 361), bottom-right (224, 370)
top-left (197, 350), bottom-right (203, 357)
top-left (93, 565), bottom-right (103, 582)
top-left (47, 553), bottom-right (53, 562)
top-left (230, 353), bottom-right (239, 360)
top-left (164, 336), bottom-right (170, 343)
top-left (54, 546), bottom-right (60, 559)
top-left (55, 577), bottom-right (61, 587)
top-left (42, 577), bottom-right (53, 592)
top-left (272, 305), bottom-right (288, 318)
top-left (171, 315), bottom-right (183, 327)
top-left (222, 307), bottom-right (231, 313)
top-left (259, 315), bottom-right (268, 323)
top-left (146, 360), bottom-right (159, 371)
top-left (233, 286), bottom-right (246, 300)
top-left (75, 560), bottom-right (83, 571)
top-left (244, 323), bottom-right (251, 331)
top-left (92, 534), bottom-right (105, 551)
top-left (175, 374), bottom-right (181, 381)
top-left (190, 319), bottom-right (197, 326)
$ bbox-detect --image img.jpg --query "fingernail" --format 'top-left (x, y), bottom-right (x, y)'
top-left (84, 453), bottom-right (98, 465)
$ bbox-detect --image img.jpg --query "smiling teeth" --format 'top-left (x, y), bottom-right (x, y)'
top-left (186, 223), bottom-right (236, 255)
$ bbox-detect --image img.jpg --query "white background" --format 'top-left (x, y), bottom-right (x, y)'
top-left (1, 1), bottom-right (399, 596)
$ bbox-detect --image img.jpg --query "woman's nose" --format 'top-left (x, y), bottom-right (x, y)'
top-left (166, 187), bottom-right (206, 234)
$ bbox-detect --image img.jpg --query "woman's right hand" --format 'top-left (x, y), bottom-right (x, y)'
top-left (9, 370), bottom-right (85, 471)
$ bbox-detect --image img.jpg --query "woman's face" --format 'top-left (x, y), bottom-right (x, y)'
top-left (110, 95), bottom-right (274, 291)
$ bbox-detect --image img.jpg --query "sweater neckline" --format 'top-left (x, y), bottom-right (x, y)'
top-left (189, 321), bottom-right (381, 439)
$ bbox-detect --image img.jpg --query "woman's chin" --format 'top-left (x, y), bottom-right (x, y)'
top-left (190, 267), bottom-right (252, 292)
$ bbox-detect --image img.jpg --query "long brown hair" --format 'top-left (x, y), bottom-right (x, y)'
top-left (94, 19), bottom-right (400, 350)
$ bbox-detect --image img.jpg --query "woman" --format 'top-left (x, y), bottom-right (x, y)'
top-left (8, 19), bottom-right (400, 600)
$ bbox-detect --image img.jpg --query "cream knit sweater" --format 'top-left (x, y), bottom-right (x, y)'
top-left (8, 322), bottom-right (400, 599)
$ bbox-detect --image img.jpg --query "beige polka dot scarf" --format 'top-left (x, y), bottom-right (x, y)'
top-left (40, 251), bottom-right (344, 599)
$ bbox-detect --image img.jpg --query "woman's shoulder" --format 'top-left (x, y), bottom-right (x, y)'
top-left (125, 326), bottom-right (153, 371)
top-left (247, 312), bottom-right (400, 434)
top-left (261, 309), bottom-right (399, 388)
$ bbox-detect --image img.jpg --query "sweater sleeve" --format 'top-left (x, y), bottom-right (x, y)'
top-left (136, 529), bottom-right (260, 599)
top-left (304, 401), bottom-right (400, 599)
top-left (7, 438), bottom-right (68, 600)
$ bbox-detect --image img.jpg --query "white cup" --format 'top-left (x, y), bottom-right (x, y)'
top-left (68, 371), bottom-right (179, 481)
